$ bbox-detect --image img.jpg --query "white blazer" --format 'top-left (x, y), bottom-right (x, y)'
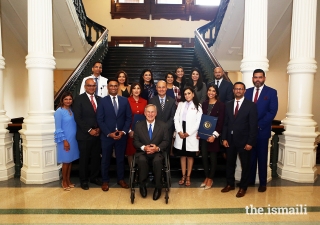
top-left (174, 101), bottom-right (202, 152)
top-left (79, 75), bottom-right (108, 97)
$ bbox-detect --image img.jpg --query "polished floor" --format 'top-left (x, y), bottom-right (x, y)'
top-left (1, 166), bottom-right (320, 225)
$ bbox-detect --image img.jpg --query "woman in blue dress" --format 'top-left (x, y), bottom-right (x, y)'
top-left (54, 92), bottom-right (79, 191)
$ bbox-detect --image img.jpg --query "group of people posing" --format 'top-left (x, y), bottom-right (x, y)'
top-left (54, 61), bottom-right (278, 200)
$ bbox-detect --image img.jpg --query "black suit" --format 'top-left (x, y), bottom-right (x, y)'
top-left (148, 95), bottom-right (176, 153)
top-left (73, 93), bottom-right (101, 183)
top-left (133, 120), bottom-right (169, 188)
top-left (222, 98), bottom-right (258, 190)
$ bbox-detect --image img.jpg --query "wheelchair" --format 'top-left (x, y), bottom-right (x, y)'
top-left (129, 151), bottom-right (171, 204)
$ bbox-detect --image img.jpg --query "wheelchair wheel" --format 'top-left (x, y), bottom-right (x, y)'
top-left (131, 189), bottom-right (135, 204)
top-left (165, 188), bottom-right (169, 204)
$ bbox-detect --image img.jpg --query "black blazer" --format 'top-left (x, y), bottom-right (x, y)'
top-left (148, 95), bottom-right (176, 136)
top-left (73, 93), bottom-right (100, 141)
top-left (133, 120), bottom-right (169, 153)
top-left (222, 98), bottom-right (258, 148)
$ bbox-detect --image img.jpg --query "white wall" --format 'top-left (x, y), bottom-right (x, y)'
top-left (2, 22), bottom-right (28, 119)
top-left (82, 0), bottom-right (210, 40)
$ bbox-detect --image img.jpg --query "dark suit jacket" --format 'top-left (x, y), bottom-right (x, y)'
top-left (133, 120), bottom-right (169, 153)
top-left (73, 93), bottom-right (101, 141)
top-left (96, 95), bottom-right (132, 141)
top-left (202, 100), bottom-right (225, 152)
top-left (209, 79), bottom-right (233, 103)
top-left (148, 95), bottom-right (176, 136)
top-left (244, 85), bottom-right (278, 139)
top-left (222, 98), bottom-right (258, 148)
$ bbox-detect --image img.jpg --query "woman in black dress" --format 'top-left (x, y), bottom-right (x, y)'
top-left (116, 70), bottom-right (131, 97)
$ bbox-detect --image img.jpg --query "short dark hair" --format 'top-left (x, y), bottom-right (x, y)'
top-left (253, 69), bottom-right (265, 77)
top-left (107, 78), bottom-right (119, 84)
top-left (233, 81), bottom-right (246, 90)
top-left (57, 91), bottom-right (73, 109)
top-left (92, 61), bottom-right (102, 68)
top-left (116, 70), bottom-right (129, 86)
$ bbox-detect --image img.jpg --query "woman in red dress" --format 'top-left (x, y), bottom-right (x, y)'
top-left (126, 82), bottom-right (148, 167)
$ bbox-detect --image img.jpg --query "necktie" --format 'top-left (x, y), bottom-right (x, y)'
top-left (90, 95), bottom-right (96, 112)
top-left (148, 124), bottom-right (152, 140)
top-left (254, 88), bottom-right (260, 103)
top-left (234, 101), bottom-right (239, 117)
top-left (160, 99), bottom-right (165, 111)
top-left (113, 96), bottom-right (118, 115)
top-left (216, 80), bottom-right (219, 87)
top-left (95, 78), bottom-right (98, 95)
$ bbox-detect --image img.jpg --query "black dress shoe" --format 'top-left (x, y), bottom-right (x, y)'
top-left (81, 182), bottom-right (89, 190)
top-left (221, 185), bottom-right (235, 193)
top-left (258, 186), bottom-right (267, 192)
top-left (236, 188), bottom-right (246, 198)
top-left (153, 188), bottom-right (162, 201)
top-left (90, 178), bottom-right (103, 186)
top-left (139, 186), bottom-right (147, 198)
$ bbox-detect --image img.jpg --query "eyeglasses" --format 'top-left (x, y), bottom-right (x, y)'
top-left (234, 88), bottom-right (244, 91)
top-left (86, 85), bottom-right (97, 87)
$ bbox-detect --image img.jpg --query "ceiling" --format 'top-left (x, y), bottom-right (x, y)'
top-left (1, 0), bottom-right (90, 69)
top-left (1, 0), bottom-right (292, 71)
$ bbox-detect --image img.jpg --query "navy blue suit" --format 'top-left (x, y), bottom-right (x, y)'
top-left (208, 79), bottom-right (233, 103)
top-left (244, 85), bottom-right (278, 186)
top-left (96, 95), bottom-right (132, 182)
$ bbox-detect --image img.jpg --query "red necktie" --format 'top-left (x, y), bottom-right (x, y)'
top-left (234, 101), bottom-right (239, 117)
top-left (90, 95), bottom-right (97, 112)
top-left (254, 88), bottom-right (260, 103)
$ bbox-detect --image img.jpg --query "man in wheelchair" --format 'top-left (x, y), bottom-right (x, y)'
top-left (133, 104), bottom-right (169, 200)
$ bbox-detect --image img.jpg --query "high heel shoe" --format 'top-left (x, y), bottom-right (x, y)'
top-left (61, 182), bottom-right (71, 191)
top-left (179, 175), bottom-right (186, 185)
top-left (185, 176), bottom-right (191, 187)
top-left (68, 183), bottom-right (75, 188)
top-left (204, 179), bottom-right (213, 190)
top-left (200, 178), bottom-right (208, 188)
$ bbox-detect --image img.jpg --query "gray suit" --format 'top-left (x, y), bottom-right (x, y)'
top-left (133, 120), bottom-right (169, 188)
top-left (149, 95), bottom-right (176, 152)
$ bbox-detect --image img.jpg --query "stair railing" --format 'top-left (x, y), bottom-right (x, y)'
top-left (194, 0), bottom-right (230, 83)
top-left (54, 0), bottom-right (108, 106)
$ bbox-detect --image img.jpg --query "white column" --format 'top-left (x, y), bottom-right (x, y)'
top-left (240, 0), bottom-right (269, 87)
top-left (19, 0), bottom-right (59, 184)
top-left (0, 12), bottom-right (14, 181)
top-left (236, 0), bottom-right (270, 183)
top-left (278, 0), bottom-right (319, 183)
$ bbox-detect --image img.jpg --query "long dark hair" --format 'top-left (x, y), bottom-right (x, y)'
top-left (206, 84), bottom-right (220, 101)
top-left (139, 69), bottom-right (155, 88)
top-left (181, 86), bottom-right (200, 111)
top-left (188, 67), bottom-right (204, 91)
top-left (116, 70), bottom-right (129, 86)
top-left (57, 91), bottom-right (73, 109)
top-left (130, 82), bottom-right (142, 96)
top-left (173, 66), bottom-right (186, 88)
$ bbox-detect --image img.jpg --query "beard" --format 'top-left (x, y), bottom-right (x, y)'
top-left (254, 81), bottom-right (264, 87)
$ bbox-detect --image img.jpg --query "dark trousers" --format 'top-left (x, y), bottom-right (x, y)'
top-left (201, 140), bottom-right (217, 179)
top-left (226, 137), bottom-right (251, 190)
top-left (135, 152), bottom-right (163, 188)
top-left (249, 137), bottom-right (269, 186)
top-left (101, 138), bottom-right (127, 182)
top-left (78, 139), bottom-right (101, 183)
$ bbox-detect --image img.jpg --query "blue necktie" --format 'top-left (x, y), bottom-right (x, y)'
top-left (113, 96), bottom-right (118, 115)
top-left (95, 78), bottom-right (98, 95)
top-left (148, 124), bottom-right (152, 140)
